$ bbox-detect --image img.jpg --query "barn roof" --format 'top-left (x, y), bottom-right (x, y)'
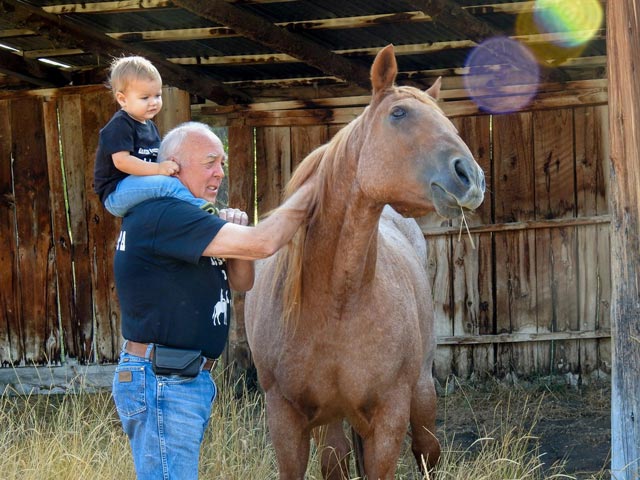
top-left (0, 0), bottom-right (607, 106)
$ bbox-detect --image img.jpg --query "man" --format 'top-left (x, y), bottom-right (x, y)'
top-left (111, 121), bottom-right (314, 479)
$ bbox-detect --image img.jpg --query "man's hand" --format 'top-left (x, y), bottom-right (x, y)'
top-left (219, 208), bottom-right (249, 226)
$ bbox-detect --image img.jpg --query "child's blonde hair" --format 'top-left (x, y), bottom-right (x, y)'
top-left (108, 56), bottom-right (162, 98)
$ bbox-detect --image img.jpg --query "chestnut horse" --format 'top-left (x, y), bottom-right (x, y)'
top-left (244, 45), bottom-right (485, 479)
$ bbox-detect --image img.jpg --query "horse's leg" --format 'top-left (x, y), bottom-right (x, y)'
top-left (312, 422), bottom-right (351, 480)
top-left (409, 369), bottom-right (441, 473)
top-left (265, 389), bottom-right (311, 480)
top-left (360, 392), bottom-right (411, 480)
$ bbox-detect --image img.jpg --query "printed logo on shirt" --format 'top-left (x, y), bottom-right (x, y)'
top-left (137, 147), bottom-right (159, 156)
top-left (116, 230), bottom-right (126, 251)
top-left (212, 289), bottom-right (230, 326)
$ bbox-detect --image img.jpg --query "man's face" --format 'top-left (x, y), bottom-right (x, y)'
top-left (176, 132), bottom-right (226, 203)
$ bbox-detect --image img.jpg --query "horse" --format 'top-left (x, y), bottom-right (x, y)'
top-left (244, 44), bottom-right (485, 479)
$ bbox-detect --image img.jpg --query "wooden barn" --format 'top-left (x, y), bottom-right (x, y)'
top-left (0, 0), bottom-right (638, 473)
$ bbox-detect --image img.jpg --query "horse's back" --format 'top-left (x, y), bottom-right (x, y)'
top-left (380, 205), bottom-right (427, 268)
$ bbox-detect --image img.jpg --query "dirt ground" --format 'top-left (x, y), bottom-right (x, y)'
top-left (434, 378), bottom-right (611, 479)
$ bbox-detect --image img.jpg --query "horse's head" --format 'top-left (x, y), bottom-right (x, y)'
top-left (357, 45), bottom-right (485, 218)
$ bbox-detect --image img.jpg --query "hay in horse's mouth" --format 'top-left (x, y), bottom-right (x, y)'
top-left (458, 207), bottom-right (476, 249)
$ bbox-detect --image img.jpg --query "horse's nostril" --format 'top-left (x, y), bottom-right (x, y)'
top-left (453, 158), bottom-right (471, 187)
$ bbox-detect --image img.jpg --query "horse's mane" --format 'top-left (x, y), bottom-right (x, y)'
top-left (272, 115), bottom-right (366, 327)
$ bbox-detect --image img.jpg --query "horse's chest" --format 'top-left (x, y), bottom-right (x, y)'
top-left (276, 324), bottom-right (420, 415)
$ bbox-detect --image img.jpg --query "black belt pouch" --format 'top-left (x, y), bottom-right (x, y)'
top-left (152, 345), bottom-right (202, 377)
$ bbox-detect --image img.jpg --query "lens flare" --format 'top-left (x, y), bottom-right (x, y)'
top-left (534, 0), bottom-right (603, 48)
top-left (464, 37), bottom-right (540, 114)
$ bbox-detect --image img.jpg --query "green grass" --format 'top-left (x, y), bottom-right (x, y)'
top-left (0, 372), bottom-right (609, 479)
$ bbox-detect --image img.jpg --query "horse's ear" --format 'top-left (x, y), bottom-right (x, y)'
top-left (426, 77), bottom-right (442, 100)
top-left (371, 44), bottom-right (397, 95)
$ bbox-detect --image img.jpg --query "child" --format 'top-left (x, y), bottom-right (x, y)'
top-left (94, 56), bottom-right (215, 217)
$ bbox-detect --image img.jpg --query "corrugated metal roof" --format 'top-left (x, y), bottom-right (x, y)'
top-left (0, 0), bottom-right (608, 105)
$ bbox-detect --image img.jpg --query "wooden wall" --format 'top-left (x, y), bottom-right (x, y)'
top-left (0, 79), bottom-right (611, 381)
top-left (216, 78), bottom-right (611, 381)
top-left (0, 85), bottom-right (189, 366)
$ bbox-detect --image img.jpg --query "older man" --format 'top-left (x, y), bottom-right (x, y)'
top-left (111, 121), bottom-right (313, 479)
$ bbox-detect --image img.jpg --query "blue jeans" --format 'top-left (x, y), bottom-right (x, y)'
top-left (105, 175), bottom-right (207, 217)
top-left (112, 346), bottom-right (217, 480)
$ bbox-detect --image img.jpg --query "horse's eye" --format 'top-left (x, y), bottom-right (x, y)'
top-left (391, 107), bottom-right (406, 119)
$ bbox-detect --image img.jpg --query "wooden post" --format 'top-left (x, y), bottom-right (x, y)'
top-left (607, 1), bottom-right (640, 478)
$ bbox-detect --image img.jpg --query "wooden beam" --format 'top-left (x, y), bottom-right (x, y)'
top-left (172, 0), bottom-right (372, 89)
top-left (437, 329), bottom-right (611, 346)
top-left (406, 0), bottom-right (566, 82)
top-left (41, 0), bottom-right (296, 14)
top-left (109, 11), bottom-right (433, 43)
top-left (0, 50), bottom-right (70, 87)
top-left (607, 0), bottom-right (640, 478)
top-left (0, 0), bottom-right (252, 104)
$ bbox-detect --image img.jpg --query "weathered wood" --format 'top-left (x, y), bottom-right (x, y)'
top-left (575, 105), bottom-right (611, 375)
top-left (225, 125), bottom-right (255, 373)
top-left (0, 0), bottom-right (252, 104)
top-left (493, 111), bottom-right (538, 377)
top-left (533, 109), bottom-right (578, 374)
top-left (0, 99), bottom-right (20, 365)
top-left (255, 127), bottom-right (290, 214)
top-left (173, 0), bottom-right (372, 89)
top-left (81, 90), bottom-right (121, 362)
top-left (290, 125), bottom-right (328, 171)
top-left (203, 84), bottom-right (608, 127)
top-left (450, 115), bottom-right (493, 377)
top-left (423, 214), bottom-right (610, 236)
top-left (109, 11), bottom-right (433, 43)
top-left (154, 87), bottom-right (191, 136)
top-left (56, 93), bottom-right (98, 362)
top-left (607, 0), bottom-right (640, 477)
top-left (43, 98), bottom-right (78, 360)
top-left (11, 96), bottom-right (55, 364)
top-left (427, 225), bottom-right (453, 380)
top-left (437, 329), bottom-right (610, 345)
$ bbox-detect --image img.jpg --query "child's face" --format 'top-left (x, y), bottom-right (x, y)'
top-left (116, 77), bottom-right (163, 122)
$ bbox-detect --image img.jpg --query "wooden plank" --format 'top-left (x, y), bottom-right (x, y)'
top-left (575, 105), bottom-right (611, 375)
top-left (290, 125), bottom-right (328, 171)
top-left (255, 126), bottom-right (290, 215)
top-left (11, 96), bottom-right (55, 364)
top-left (0, 99), bottom-right (20, 365)
top-left (154, 86), bottom-right (191, 137)
top-left (423, 214), bottom-right (610, 236)
top-left (43, 97), bottom-right (77, 360)
top-left (493, 112), bottom-right (538, 377)
top-left (81, 89), bottom-right (121, 362)
top-left (450, 115), bottom-right (493, 378)
top-left (427, 227), bottom-right (453, 381)
top-left (533, 108), bottom-right (578, 375)
top-left (608, 0), bottom-right (640, 475)
top-left (225, 125), bottom-right (255, 372)
top-left (55, 93), bottom-right (97, 362)
top-left (437, 329), bottom-right (610, 345)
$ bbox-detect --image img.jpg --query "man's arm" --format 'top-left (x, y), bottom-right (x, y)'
top-left (203, 182), bottom-right (314, 261)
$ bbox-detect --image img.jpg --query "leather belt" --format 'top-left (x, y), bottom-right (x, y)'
top-left (125, 340), bottom-right (218, 372)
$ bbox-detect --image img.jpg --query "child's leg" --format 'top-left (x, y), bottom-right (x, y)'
top-left (104, 175), bottom-right (209, 217)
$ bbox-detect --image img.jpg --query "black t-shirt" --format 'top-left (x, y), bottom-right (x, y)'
top-left (94, 109), bottom-right (161, 204)
top-left (114, 198), bottom-right (230, 358)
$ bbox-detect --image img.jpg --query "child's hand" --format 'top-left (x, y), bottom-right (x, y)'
top-left (158, 160), bottom-right (180, 176)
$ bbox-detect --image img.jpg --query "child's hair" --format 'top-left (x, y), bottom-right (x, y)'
top-left (107, 56), bottom-right (162, 98)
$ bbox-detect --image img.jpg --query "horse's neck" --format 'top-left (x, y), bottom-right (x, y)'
top-left (307, 182), bottom-right (383, 309)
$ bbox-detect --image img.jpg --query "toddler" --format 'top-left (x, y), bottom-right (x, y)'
top-left (94, 56), bottom-right (215, 217)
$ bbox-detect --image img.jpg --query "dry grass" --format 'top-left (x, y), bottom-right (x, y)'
top-left (0, 371), bottom-right (610, 479)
